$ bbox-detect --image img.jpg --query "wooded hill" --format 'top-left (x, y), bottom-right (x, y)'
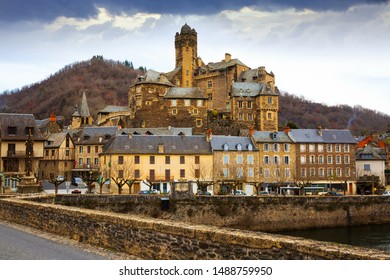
top-left (0, 58), bottom-right (389, 136)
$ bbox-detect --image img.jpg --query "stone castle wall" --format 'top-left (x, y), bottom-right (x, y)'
top-left (1, 196), bottom-right (389, 260)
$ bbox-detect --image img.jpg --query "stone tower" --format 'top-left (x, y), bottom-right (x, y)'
top-left (71, 91), bottom-right (93, 128)
top-left (175, 23), bottom-right (197, 88)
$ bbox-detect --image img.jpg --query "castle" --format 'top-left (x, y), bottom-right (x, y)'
top-left (97, 23), bottom-right (279, 134)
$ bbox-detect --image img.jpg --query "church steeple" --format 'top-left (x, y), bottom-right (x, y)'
top-left (71, 91), bottom-right (93, 129)
top-left (80, 91), bottom-right (91, 118)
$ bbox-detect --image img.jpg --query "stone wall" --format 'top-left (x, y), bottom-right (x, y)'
top-left (1, 196), bottom-right (389, 260)
top-left (52, 195), bottom-right (390, 232)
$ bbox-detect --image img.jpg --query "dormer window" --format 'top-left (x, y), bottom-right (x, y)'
top-left (223, 143), bottom-right (229, 151)
top-left (8, 126), bottom-right (17, 135)
top-left (25, 127), bottom-right (34, 135)
top-left (236, 143), bottom-right (242, 151)
top-left (105, 134), bottom-right (111, 139)
top-left (247, 144), bottom-right (253, 151)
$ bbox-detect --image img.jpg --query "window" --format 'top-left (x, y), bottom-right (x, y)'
top-left (300, 155), bottom-right (306, 164)
top-left (79, 146), bottom-right (83, 153)
top-left (326, 144), bottom-right (332, 152)
top-left (327, 168), bottom-right (333, 177)
top-left (364, 164), bottom-right (371, 171)
top-left (149, 169), bottom-right (155, 180)
top-left (319, 168), bottom-right (324, 177)
top-left (180, 156), bottom-right (185, 164)
top-left (223, 168), bottom-right (229, 177)
top-left (275, 169), bottom-right (280, 178)
top-left (237, 155), bottom-right (243, 164)
top-left (86, 158), bottom-right (91, 165)
top-left (223, 155), bottom-right (229, 164)
top-left (318, 144), bottom-right (324, 152)
top-left (45, 150), bottom-right (49, 157)
top-left (238, 101), bottom-right (243, 108)
top-left (184, 99), bottom-right (190, 106)
top-left (238, 113), bottom-right (243, 120)
top-left (310, 155), bottom-right (315, 164)
top-left (345, 168), bottom-right (351, 177)
top-left (248, 113), bottom-right (253, 121)
top-left (248, 168), bottom-right (254, 178)
top-left (237, 168), bottom-right (243, 178)
top-left (195, 156), bottom-right (200, 164)
top-left (165, 156), bottom-right (170, 164)
top-left (267, 97), bottom-right (272, 104)
top-left (344, 144), bottom-right (350, 152)
top-left (186, 69), bottom-right (189, 76)
top-left (165, 169), bottom-right (171, 180)
top-left (267, 112), bottom-right (272, 119)
top-left (135, 155), bottom-right (140, 164)
top-left (7, 126), bottom-right (17, 135)
top-left (310, 168), bottom-right (315, 177)
top-left (273, 143), bottom-right (279, 152)
top-left (79, 158), bottom-right (83, 165)
top-left (247, 101), bottom-right (252, 109)
top-left (336, 155), bottom-right (341, 164)
top-left (118, 156), bottom-right (124, 164)
top-left (285, 168), bottom-right (291, 178)
top-left (284, 143), bottom-right (290, 152)
top-left (327, 155), bottom-right (332, 164)
top-left (118, 170), bottom-right (124, 178)
top-left (318, 155), bottom-right (324, 164)
top-left (344, 155), bottom-right (350, 164)
top-left (274, 156), bottom-right (279, 165)
top-left (171, 100), bottom-right (177, 107)
top-left (207, 80), bottom-right (213, 88)
top-left (336, 168), bottom-right (342, 177)
top-left (284, 156), bottom-right (289, 165)
top-left (264, 156), bottom-right (270, 165)
top-left (150, 156), bottom-right (155, 164)
top-left (264, 144), bottom-right (270, 151)
top-left (309, 144), bottom-right (315, 152)
top-left (196, 119), bottom-right (202, 127)
top-left (300, 144), bottom-right (306, 152)
top-left (335, 144), bottom-right (341, 152)
top-left (195, 169), bottom-right (200, 178)
top-left (197, 100), bottom-right (203, 107)
top-left (193, 108), bottom-right (198, 115)
top-left (301, 168), bottom-right (306, 177)
top-left (51, 150), bottom-right (55, 156)
top-left (264, 169), bottom-right (270, 178)
top-left (87, 146), bottom-right (91, 153)
top-left (186, 80), bottom-right (189, 86)
top-left (134, 169), bottom-right (140, 179)
top-left (94, 158), bottom-right (99, 165)
top-left (180, 169), bottom-right (185, 178)
top-left (95, 146), bottom-right (99, 153)
top-left (248, 155), bottom-right (254, 164)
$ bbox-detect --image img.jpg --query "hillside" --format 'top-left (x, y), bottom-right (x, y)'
top-left (0, 58), bottom-right (389, 136)
top-left (0, 57), bottom-right (142, 122)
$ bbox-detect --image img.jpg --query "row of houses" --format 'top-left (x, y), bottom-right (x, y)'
top-left (1, 112), bottom-right (388, 195)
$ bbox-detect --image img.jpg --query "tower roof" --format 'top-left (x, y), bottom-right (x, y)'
top-left (79, 91), bottom-right (90, 117)
top-left (180, 23), bottom-right (195, 34)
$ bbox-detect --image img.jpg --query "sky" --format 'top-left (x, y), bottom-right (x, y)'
top-left (1, 0), bottom-right (389, 115)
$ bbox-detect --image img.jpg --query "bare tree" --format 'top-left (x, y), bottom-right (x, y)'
top-left (111, 158), bottom-right (136, 194)
top-left (189, 161), bottom-right (214, 194)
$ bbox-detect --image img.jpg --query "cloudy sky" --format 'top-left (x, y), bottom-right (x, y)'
top-left (1, 0), bottom-right (389, 115)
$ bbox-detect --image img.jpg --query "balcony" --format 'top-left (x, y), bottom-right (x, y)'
top-left (146, 176), bottom-right (175, 182)
top-left (7, 150), bottom-right (37, 158)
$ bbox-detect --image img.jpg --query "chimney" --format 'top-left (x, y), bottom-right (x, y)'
top-left (372, 131), bottom-right (379, 143)
top-left (225, 53), bottom-right (231, 63)
top-left (49, 113), bottom-right (56, 123)
top-left (284, 126), bottom-right (291, 133)
top-left (206, 128), bottom-right (213, 142)
top-left (248, 125), bottom-right (255, 138)
top-left (317, 126), bottom-right (323, 136)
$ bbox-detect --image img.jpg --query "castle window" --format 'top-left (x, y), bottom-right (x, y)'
top-left (171, 100), bottom-right (177, 107)
top-left (172, 109), bottom-right (177, 115)
top-left (207, 80), bottom-right (213, 88)
top-left (267, 112), bottom-right (273, 120)
top-left (197, 100), bottom-right (203, 107)
top-left (193, 108), bottom-right (198, 115)
top-left (238, 101), bottom-right (243, 108)
top-left (247, 101), bottom-right (252, 109)
top-left (268, 97), bottom-right (272, 104)
top-left (184, 99), bottom-right (190, 106)
top-left (196, 119), bottom-right (202, 127)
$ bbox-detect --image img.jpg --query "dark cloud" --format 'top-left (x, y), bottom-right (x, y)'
top-left (0, 0), bottom-right (388, 22)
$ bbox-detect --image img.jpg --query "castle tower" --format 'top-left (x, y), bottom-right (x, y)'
top-left (175, 23), bottom-right (197, 87)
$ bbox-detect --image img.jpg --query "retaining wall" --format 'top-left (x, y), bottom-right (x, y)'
top-left (1, 196), bottom-right (390, 260)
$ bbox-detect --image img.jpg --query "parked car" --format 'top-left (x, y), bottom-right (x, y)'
top-left (382, 190), bottom-right (390, 196)
top-left (56, 175), bottom-right (65, 182)
top-left (138, 190), bottom-right (158, 195)
top-left (71, 177), bottom-right (86, 187)
top-left (325, 191), bottom-right (344, 196)
top-left (233, 190), bottom-right (247, 196)
top-left (258, 191), bottom-right (270, 196)
top-left (196, 190), bottom-right (211, 196)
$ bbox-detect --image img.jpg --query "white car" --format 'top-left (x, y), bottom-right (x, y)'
top-left (383, 190), bottom-right (390, 196)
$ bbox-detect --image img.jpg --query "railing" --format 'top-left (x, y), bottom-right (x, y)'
top-left (7, 150), bottom-right (36, 158)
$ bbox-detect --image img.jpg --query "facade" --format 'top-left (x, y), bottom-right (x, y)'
top-left (40, 132), bottom-right (75, 180)
top-left (356, 145), bottom-right (386, 187)
top-left (210, 135), bottom-right (259, 195)
top-left (100, 135), bottom-right (213, 194)
top-left (100, 23), bottom-right (279, 133)
top-left (288, 127), bottom-right (357, 194)
top-left (251, 130), bottom-right (296, 194)
top-left (0, 113), bottom-right (44, 190)
top-left (72, 126), bottom-right (118, 178)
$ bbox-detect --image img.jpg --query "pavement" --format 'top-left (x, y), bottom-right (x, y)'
top-left (42, 180), bottom-right (89, 194)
